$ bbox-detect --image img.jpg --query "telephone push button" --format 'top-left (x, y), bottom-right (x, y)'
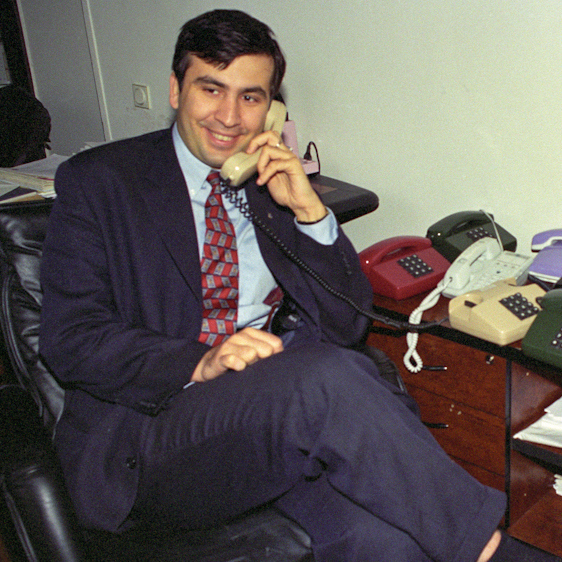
top-left (550, 329), bottom-right (562, 349)
top-left (499, 293), bottom-right (540, 320)
top-left (397, 255), bottom-right (433, 278)
top-left (467, 226), bottom-right (493, 242)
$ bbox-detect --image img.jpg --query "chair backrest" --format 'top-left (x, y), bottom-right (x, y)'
top-left (0, 199), bottom-right (62, 436)
top-left (0, 85), bottom-right (51, 167)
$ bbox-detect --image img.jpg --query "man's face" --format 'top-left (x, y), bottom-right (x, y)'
top-left (169, 54), bottom-right (274, 169)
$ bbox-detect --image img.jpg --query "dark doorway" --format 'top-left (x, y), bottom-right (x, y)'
top-left (0, 0), bottom-right (33, 92)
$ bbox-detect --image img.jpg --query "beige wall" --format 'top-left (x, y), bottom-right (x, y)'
top-left (18, 0), bottom-right (562, 252)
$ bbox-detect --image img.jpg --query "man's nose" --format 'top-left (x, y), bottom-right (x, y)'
top-left (215, 97), bottom-right (241, 127)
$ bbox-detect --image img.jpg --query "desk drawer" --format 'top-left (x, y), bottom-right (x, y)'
top-left (453, 457), bottom-right (505, 491)
top-left (368, 332), bottom-right (506, 418)
top-left (408, 386), bottom-right (506, 475)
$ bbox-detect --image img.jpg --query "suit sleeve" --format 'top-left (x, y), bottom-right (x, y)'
top-left (253, 193), bottom-right (374, 347)
top-left (39, 155), bottom-right (209, 415)
top-left (292, 222), bottom-right (374, 346)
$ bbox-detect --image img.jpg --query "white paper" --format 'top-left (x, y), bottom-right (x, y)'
top-left (554, 475), bottom-right (562, 496)
top-left (0, 179), bottom-right (19, 196)
top-left (545, 395), bottom-right (562, 420)
top-left (514, 420), bottom-right (562, 448)
top-left (11, 154), bottom-right (68, 179)
top-left (514, 398), bottom-right (562, 448)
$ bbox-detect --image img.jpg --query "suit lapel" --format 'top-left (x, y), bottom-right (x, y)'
top-left (136, 130), bottom-right (202, 301)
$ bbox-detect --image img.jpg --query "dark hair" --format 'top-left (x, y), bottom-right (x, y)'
top-left (172, 10), bottom-right (286, 99)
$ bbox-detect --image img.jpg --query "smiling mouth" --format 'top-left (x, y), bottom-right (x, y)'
top-left (208, 129), bottom-right (240, 145)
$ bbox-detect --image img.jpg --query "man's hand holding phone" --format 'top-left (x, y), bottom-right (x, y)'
top-left (248, 130), bottom-right (328, 224)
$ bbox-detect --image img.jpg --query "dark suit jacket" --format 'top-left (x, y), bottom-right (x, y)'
top-left (39, 128), bottom-right (373, 531)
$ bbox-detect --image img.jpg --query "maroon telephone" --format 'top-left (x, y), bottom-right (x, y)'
top-left (359, 236), bottom-right (451, 300)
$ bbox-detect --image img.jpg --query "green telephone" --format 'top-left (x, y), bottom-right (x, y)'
top-left (522, 289), bottom-right (562, 368)
top-left (426, 210), bottom-right (517, 262)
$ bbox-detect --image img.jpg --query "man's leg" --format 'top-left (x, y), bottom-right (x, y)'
top-left (131, 342), bottom-right (505, 561)
top-left (275, 473), bottom-right (433, 562)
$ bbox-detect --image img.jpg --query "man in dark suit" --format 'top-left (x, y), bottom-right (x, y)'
top-left (39, 9), bottom-right (558, 562)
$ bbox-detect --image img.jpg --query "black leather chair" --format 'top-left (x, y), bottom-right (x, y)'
top-left (0, 198), bottom-right (406, 561)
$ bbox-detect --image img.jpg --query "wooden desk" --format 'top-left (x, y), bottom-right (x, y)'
top-left (367, 291), bottom-right (562, 556)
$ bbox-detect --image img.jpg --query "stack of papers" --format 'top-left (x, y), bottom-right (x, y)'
top-left (0, 154), bottom-right (68, 203)
top-left (514, 396), bottom-right (562, 448)
top-left (0, 180), bottom-right (40, 203)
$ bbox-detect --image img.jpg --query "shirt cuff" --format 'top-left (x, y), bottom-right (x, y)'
top-left (294, 208), bottom-right (338, 245)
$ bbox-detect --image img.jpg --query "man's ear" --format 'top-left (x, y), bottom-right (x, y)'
top-left (169, 73), bottom-right (180, 110)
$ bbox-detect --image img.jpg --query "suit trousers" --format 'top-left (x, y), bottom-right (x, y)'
top-left (131, 341), bottom-right (506, 562)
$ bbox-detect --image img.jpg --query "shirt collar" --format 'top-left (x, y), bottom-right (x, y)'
top-left (172, 123), bottom-right (214, 195)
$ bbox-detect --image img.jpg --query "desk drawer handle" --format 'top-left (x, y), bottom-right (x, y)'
top-left (424, 422), bottom-right (449, 429)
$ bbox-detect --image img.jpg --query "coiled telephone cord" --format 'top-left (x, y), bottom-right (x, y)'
top-left (403, 277), bottom-right (452, 373)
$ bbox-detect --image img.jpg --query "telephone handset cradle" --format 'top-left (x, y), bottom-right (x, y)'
top-left (220, 100), bottom-right (287, 187)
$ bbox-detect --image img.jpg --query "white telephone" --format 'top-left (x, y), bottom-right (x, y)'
top-left (403, 236), bottom-right (534, 372)
top-left (220, 100), bottom-right (287, 187)
top-left (442, 237), bottom-right (534, 298)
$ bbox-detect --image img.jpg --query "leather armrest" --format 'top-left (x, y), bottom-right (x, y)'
top-left (361, 344), bottom-right (421, 418)
top-left (361, 345), bottom-right (407, 393)
top-left (0, 385), bottom-right (87, 561)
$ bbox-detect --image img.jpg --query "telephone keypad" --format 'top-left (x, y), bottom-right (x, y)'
top-left (476, 254), bottom-right (531, 289)
top-left (467, 226), bottom-right (494, 242)
top-left (398, 255), bottom-right (433, 278)
top-left (499, 293), bottom-right (540, 320)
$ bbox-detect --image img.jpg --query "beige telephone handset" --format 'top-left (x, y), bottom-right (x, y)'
top-left (220, 100), bottom-right (287, 187)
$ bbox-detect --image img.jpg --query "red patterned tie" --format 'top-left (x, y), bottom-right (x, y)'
top-left (198, 171), bottom-right (239, 346)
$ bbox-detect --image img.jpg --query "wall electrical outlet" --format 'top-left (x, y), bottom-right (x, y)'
top-left (132, 83), bottom-right (150, 109)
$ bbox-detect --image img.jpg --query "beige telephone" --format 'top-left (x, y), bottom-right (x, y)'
top-left (448, 278), bottom-right (545, 346)
top-left (220, 100), bottom-right (287, 187)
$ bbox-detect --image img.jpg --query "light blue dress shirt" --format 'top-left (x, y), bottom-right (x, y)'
top-left (172, 124), bottom-right (338, 330)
